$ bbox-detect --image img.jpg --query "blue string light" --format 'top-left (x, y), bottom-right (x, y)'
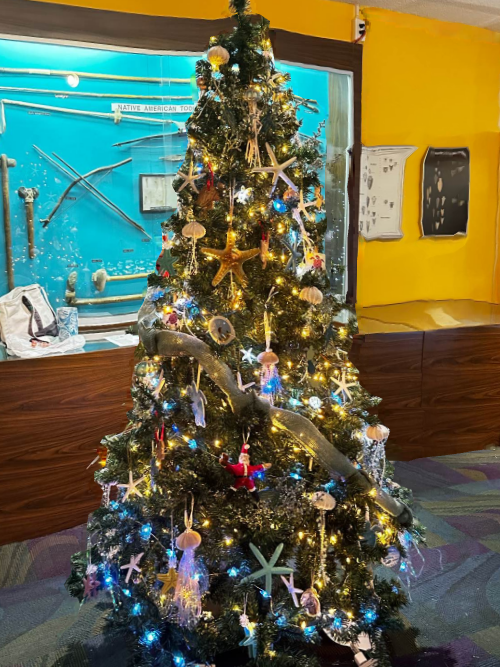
top-left (163, 401), bottom-right (175, 411)
top-left (303, 625), bottom-right (316, 637)
top-left (173, 655), bottom-right (186, 667)
top-left (399, 561), bottom-right (407, 572)
top-left (273, 198), bottom-right (287, 213)
top-left (140, 629), bottom-right (159, 646)
top-left (140, 523), bottom-right (153, 540)
top-left (290, 472), bottom-right (302, 480)
top-left (333, 616), bottom-right (343, 630)
top-left (132, 603), bottom-right (142, 615)
top-left (188, 439), bottom-right (198, 450)
top-left (260, 590), bottom-right (271, 599)
top-left (110, 501), bottom-right (120, 510)
top-left (276, 615), bottom-right (287, 627)
top-left (364, 609), bottom-right (377, 623)
top-left (227, 567), bottom-right (239, 577)
top-left (122, 588), bottom-right (131, 597)
top-left (289, 397), bottom-right (302, 407)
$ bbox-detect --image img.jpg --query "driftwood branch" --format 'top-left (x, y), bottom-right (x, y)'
top-left (139, 307), bottom-right (412, 527)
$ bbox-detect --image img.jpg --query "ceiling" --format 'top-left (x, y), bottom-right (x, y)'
top-left (338, 0), bottom-right (500, 32)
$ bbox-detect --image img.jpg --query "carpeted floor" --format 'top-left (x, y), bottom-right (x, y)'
top-left (1, 449), bottom-right (500, 667)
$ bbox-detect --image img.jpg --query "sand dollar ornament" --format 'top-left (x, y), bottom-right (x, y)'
top-left (308, 396), bottom-right (323, 411)
top-left (208, 315), bottom-right (235, 345)
top-left (312, 491), bottom-right (336, 581)
top-left (182, 220), bottom-right (206, 275)
top-left (311, 491), bottom-right (336, 511)
top-left (207, 45), bottom-right (230, 72)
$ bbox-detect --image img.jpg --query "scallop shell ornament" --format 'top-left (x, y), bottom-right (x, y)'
top-left (176, 529), bottom-right (202, 551)
top-left (208, 316), bottom-right (236, 345)
top-left (366, 424), bottom-right (390, 443)
top-left (207, 45), bottom-right (230, 72)
top-left (300, 588), bottom-right (321, 617)
top-left (182, 221), bottom-right (206, 276)
top-left (299, 286), bottom-right (323, 305)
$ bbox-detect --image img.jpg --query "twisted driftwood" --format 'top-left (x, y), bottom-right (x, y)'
top-left (139, 305), bottom-right (412, 527)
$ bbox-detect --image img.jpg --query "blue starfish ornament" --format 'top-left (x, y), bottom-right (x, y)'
top-left (241, 543), bottom-right (293, 594)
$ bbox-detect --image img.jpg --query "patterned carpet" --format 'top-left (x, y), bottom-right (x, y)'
top-left (1, 449), bottom-right (500, 667)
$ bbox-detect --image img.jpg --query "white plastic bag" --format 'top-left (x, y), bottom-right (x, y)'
top-left (0, 284), bottom-right (85, 358)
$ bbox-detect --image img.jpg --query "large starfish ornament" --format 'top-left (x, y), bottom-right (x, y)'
top-left (293, 189), bottom-right (315, 222)
top-left (332, 370), bottom-right (358, 402)
top-left (83, 573), bottom-right (101, 599)
top-left (252, 142), bottom-right (297, 194)
top-left (117, 471), bottom-right (147, 502)
top-left (176, 161), bottom-right (205, 194)
top-left (157, 567), bottom-right (178, 595)
top-left (280, 573), bottom-right (303, 607)
top-left (201, 230), bottom-right (260, 287)
top-left (241, 543), bottom-right (293, 594)
top-left (120, 552), bottom-right (144, 583)
top-left (237, 371), bottom-right (255, 393)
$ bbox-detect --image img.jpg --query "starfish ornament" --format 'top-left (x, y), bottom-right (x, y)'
top-left (117, 471), bottom-right (147, 502)
top-left (237, 371), bottom-right (255, 393)
top-left (280, 573), bottom-right (303, 607)
top-left (281, 237), bottom-right (303, 272)
top-left (156, 248), bottom-right (179, 277)
top-left (120, 552), bottom-right (144, 583)
top-left (293, 189), bottom-right (315, 222)
top-left (176, 161), bottom-right (205, 194)
top-left (201, 230), bottom-right (260, 287)
top-left (83, 573), bottom-right (101, 599)
top-left (157, 567), bottom-right (178, 595)
top-left (239, 623), bottom-right (258, 659)
top-left (240, 347), bottom-right (257, 364)
top-left (241, 543), bottom-right (293, 594)
top-left (332, 370), bottom-right (358, 402)
top-left (252, 142), bottom-right (298, 194)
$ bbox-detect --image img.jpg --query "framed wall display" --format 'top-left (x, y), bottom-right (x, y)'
top-left (359, 145), bottom-right (416, 240)
top-left (421, 147), bottom-right (470, 237)
top-left (139, 174), bottom-right (176, 213)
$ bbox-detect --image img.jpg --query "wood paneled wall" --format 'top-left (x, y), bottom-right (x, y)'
top-left (351, 326), bottom-right (500, 460)
top-left (0, 348), bottom-right (134, 546)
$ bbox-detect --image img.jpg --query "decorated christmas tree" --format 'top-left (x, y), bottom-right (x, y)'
top-left (67, 3), bottom-right (423, 666)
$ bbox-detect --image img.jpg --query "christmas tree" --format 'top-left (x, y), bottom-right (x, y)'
top-left (67, 3), bottom-right (423, 666)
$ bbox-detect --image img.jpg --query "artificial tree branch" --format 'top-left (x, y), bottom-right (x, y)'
top-left (139, 311), bottom-right (412, 526)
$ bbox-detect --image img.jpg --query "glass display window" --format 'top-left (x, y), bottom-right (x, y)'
top-left (0, 36), bottom-right (352, 357)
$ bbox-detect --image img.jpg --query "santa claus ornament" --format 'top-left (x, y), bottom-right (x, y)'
top-left (219, 441), bottom-right (271, 503)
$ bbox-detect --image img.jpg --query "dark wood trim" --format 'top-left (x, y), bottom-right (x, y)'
top-left (1, 0), bottom-right (362, 303)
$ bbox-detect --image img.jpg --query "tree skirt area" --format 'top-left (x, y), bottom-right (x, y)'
top-left (2, 449), bottom-right (500, 667)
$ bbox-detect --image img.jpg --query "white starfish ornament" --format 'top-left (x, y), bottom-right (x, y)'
top-left (237, 372), bottom-right (255, 393)
top-left (176, 161), bottom-right (205, 194)
top-left (240, 347), bottom-right (257, 364)
top-left (280, 573), bottom-right (303, 607)
top-left (332, 370), bottom-right (358, 402)
top-left (120, 552), bottom-right (144, 583)
top-left (252, 142), bottom-right (298, 194)
top-left (293, 189), bottom-right (315, 222)
top-left (117, 471), bottom-right (147, 502)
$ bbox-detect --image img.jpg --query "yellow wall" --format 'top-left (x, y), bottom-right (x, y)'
top-left (359, 9), bottom-right (500, 307)
top-left (30, 0), bottom-right (500, 307)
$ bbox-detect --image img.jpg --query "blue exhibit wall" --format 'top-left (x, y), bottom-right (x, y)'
top-left (0, 39), bottom-right (336, 316)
